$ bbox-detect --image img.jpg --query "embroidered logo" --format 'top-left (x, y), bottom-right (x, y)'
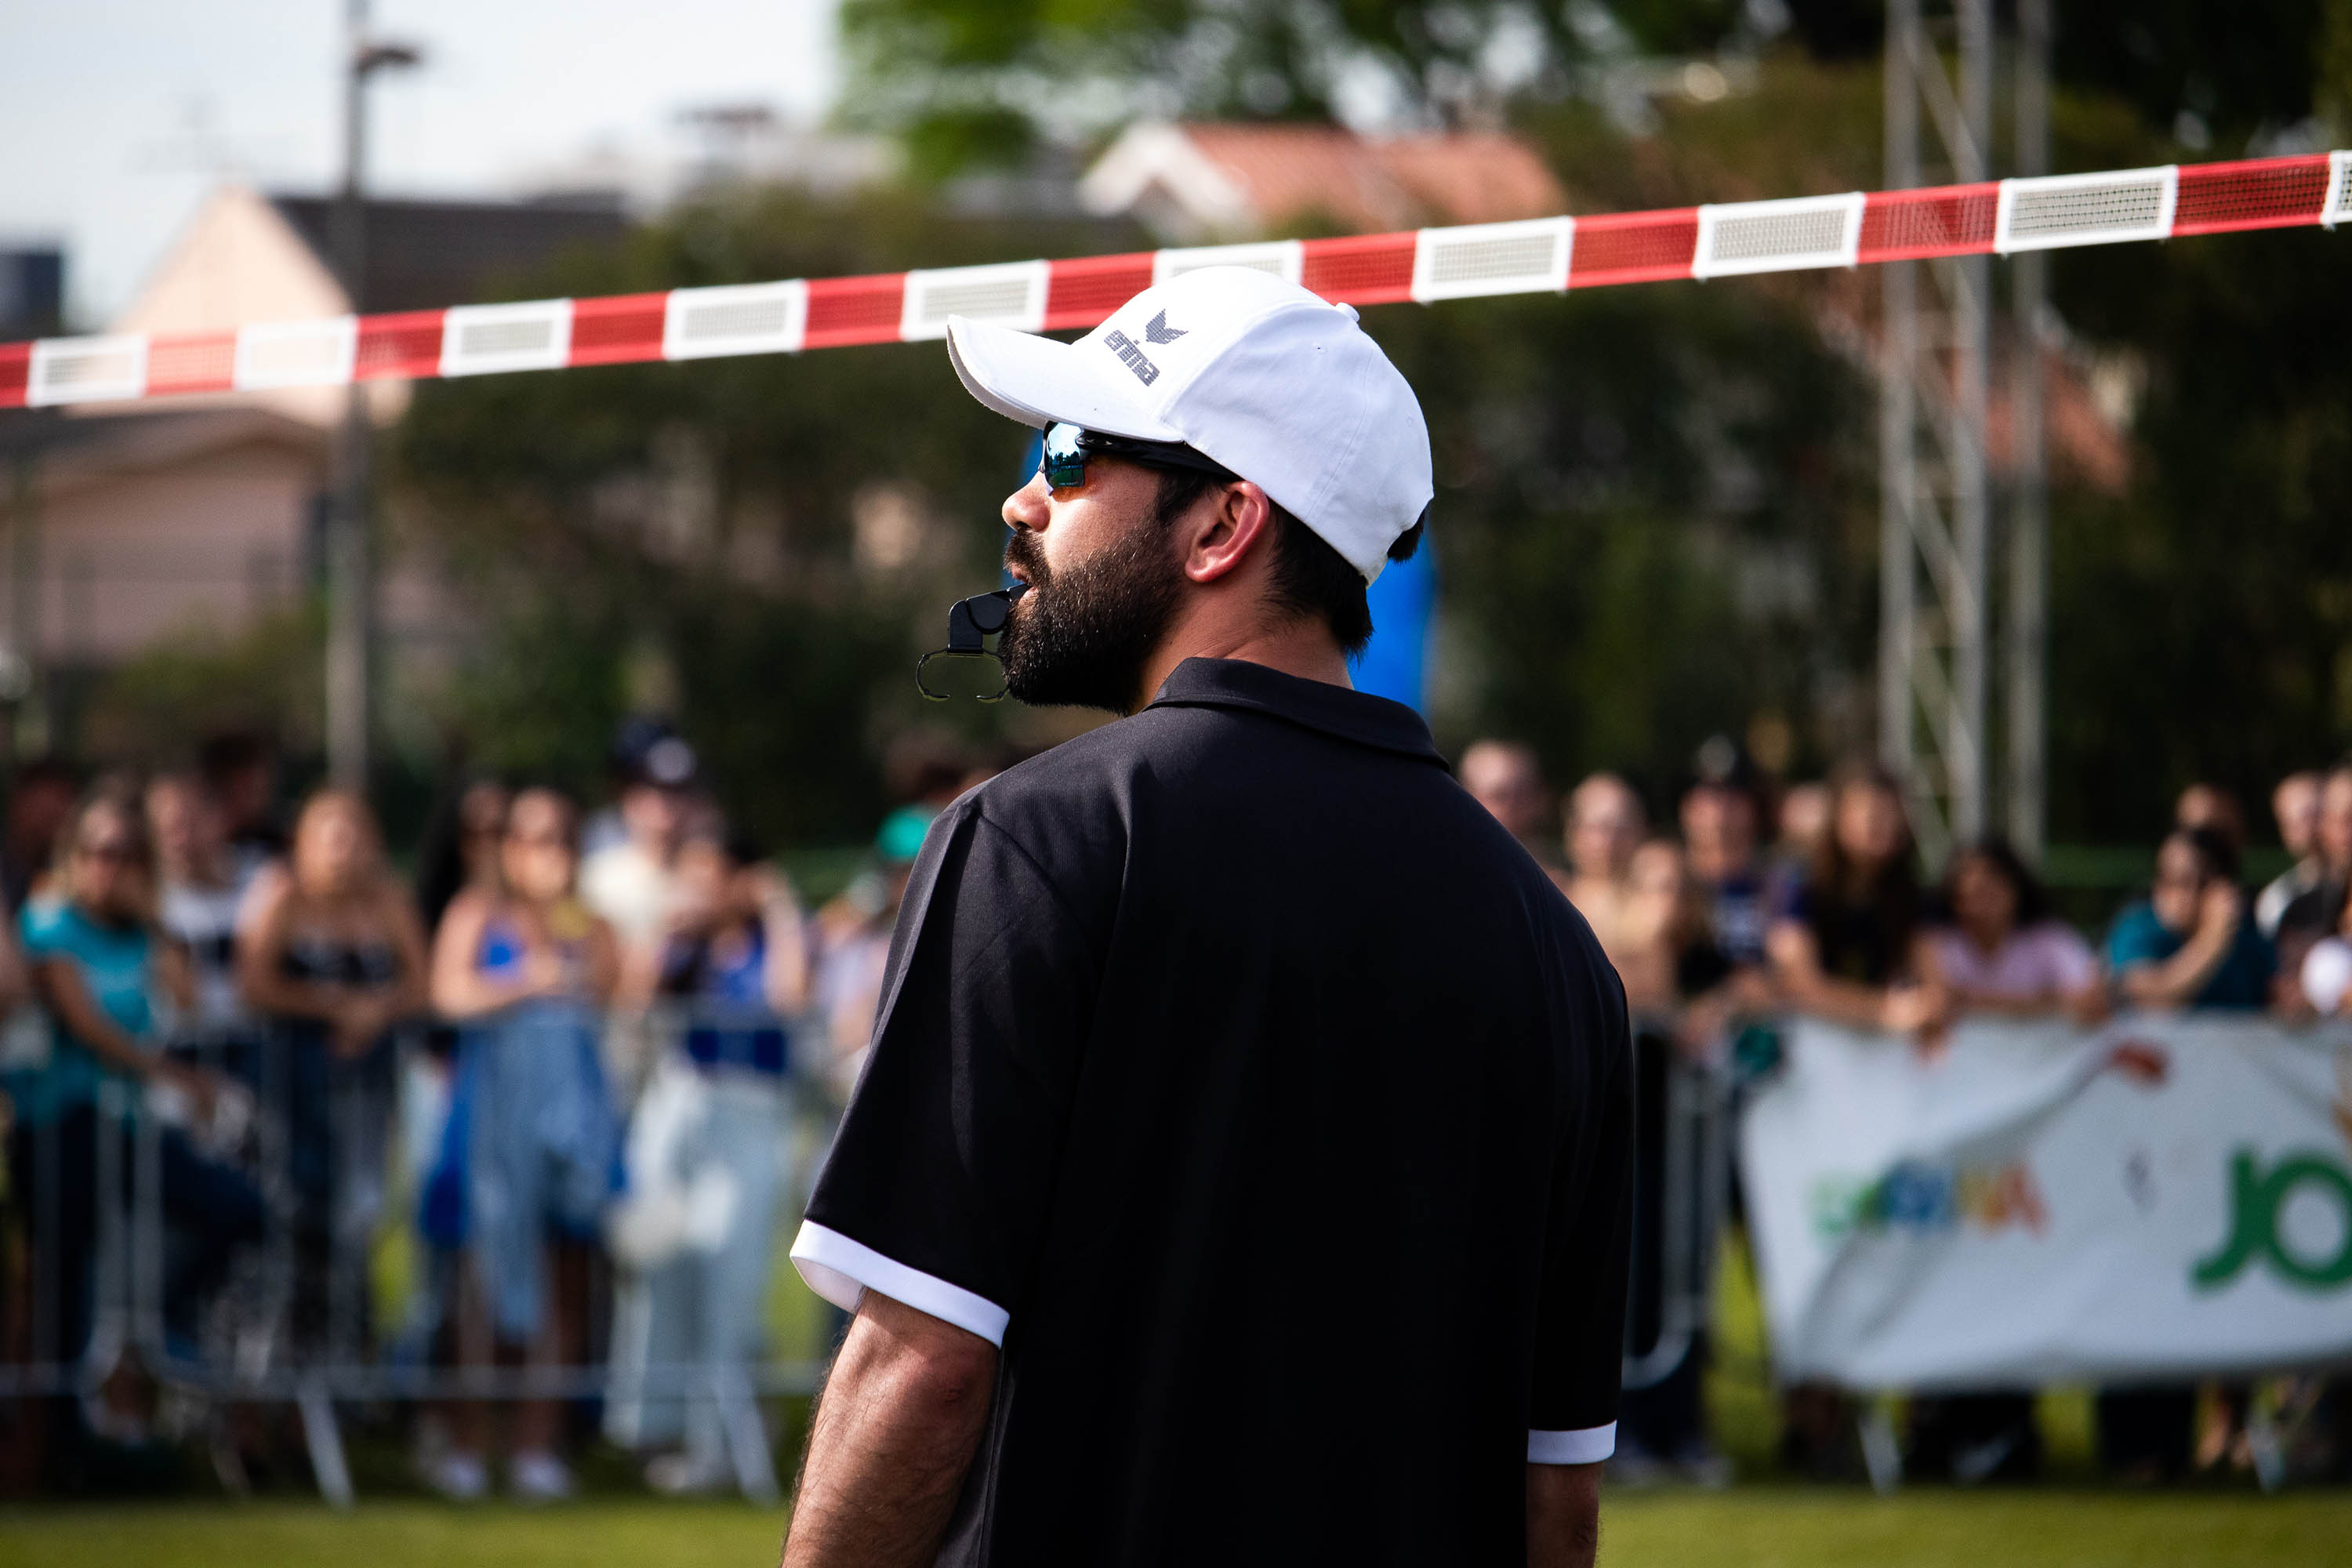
top-left (1143, 310), bottom-right (1186, 344)
top-left (1103, 329), bottom-right (1160, 386)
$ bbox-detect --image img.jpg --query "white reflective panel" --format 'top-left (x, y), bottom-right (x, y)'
top-left (27, 335), bottom-right (147, 405)
top-left (1151, 240), bottom-right (1304, 285)
top-left (1995, 166), bottom-right (2177, 253)
top-left (900, 260), bottom-right (1049, 341)
top-left (439, 299), bottom-right (574, 378)
top-left (234, 316), bottom-right (358, 390)
top-left (1412, 217), bottom-right (1574, 301)
top-left (1693, 193), bottom-right (1865, 280)
top-left (663, 281), bottom-right (808, 360)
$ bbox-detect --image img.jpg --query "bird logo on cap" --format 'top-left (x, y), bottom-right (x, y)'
top-left (1143, 310), bottom-right (1186, 345)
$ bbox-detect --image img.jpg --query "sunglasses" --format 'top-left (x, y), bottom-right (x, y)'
top-left (1041, 422), bottom-right (1238, 492)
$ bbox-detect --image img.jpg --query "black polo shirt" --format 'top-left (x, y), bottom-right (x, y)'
top-left (793, 657), bottom-right (1632, 1565)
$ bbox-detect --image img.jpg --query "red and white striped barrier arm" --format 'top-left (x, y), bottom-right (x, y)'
top-left (4, 151), bottom-right (2344, 411)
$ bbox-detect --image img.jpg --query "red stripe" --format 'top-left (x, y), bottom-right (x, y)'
top-left (1301, 233), bottom-right (1418, 306)
top-left (804, 274), bottom-right (907, 349)
top-left (1042, 253), bottom-right (1156, 332)
top-left (0, 341), bottom-right (29, 408)
top-left (568, 292), bottom-right (669, 367)
top-left (2171, 154), bottom-right (2332, 236)
top-left (145, 330), bottom-right (237, 396)
top-left (1570, 209), bottom-right (1700, 286)
top-left (1859, 182), bottom-right (2000, 262)
top-left (355, 310), bottom-right (448, 381)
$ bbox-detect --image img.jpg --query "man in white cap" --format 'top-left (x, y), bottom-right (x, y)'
top-left (783, 267), bottom-right (1632, 1566)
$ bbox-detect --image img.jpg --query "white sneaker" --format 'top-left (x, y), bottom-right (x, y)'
top-left (510, 1449), bottom-right (575, 1503)
top-left (423, 1450), bottom-right (488, 1502)
top-left (646, 1450), bottom-right (731, 1497)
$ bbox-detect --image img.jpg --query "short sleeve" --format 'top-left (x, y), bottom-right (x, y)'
top-left (791, 805), bottom-right (1099, 1348)
top-left (1526, 979), bottom-right (1635, 1465)
top-left (2034, 923), bottom-right (2098, 993)
top-left (2103, 903), bottom-right (2167, 971)
top-left (19, 901), bottom-right (67, 961)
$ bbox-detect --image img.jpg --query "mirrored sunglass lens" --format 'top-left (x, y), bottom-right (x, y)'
top-left (1042, 423), bottom-right (1087, 488)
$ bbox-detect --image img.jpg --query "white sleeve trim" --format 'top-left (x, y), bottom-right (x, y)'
top-left (1528, 1422), bottom-right (1616, 1465)
top-left (788, 1220), bottom-right (1011, 1348)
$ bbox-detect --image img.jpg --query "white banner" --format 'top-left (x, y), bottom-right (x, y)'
top-left (1740, 1015), bottom-right (2352, 1389)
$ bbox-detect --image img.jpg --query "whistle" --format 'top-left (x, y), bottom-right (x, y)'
top-left (916, 583), bottom-right (1029, 702)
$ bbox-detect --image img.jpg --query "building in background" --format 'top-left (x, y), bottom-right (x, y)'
top-left (0, 186), bottom-right (631, 759)
top-left (1080, 122), bottom-right (1569, 241)
top-left (0, 246), bottom-right (64, 339)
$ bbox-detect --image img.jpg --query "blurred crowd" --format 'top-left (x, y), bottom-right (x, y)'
top-left (4, 720), bottom-right (2344, 1501)
top-left (0, 725), bottom-right (1001, 1501)
top-left (1461, 737), bottom-right (2352, 1490)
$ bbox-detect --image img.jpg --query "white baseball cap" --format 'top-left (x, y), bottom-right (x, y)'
top-left (945, 267), bottom-right (1433, 583)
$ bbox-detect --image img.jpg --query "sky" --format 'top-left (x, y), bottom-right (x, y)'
top-left (0, 0), bottom-right (840, 326)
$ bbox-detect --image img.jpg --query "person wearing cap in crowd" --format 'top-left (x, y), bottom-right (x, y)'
top-left (583, 730), bottom-right (705, 957)
top-left (782, 267), bottom-right (1632, 1566)
top-left (811, 805), bottom-right (934, 1105)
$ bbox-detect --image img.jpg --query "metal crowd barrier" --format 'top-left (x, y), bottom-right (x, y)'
top-left (6, 1004), bottom-right (1746, 1504)
top-left (0, 1002), bottom-right (841, 1505)
top-left (1621, 1022), bottom-right (1733, 1393)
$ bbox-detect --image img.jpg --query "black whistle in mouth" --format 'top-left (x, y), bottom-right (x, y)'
top-left (916, 583), bottom-right (1029, 702)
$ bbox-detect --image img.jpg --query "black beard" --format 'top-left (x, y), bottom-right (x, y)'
top-left (998, 517), bottom-right (1183, 713)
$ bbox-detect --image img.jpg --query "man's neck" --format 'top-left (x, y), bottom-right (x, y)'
top-left (1131, 614), bottom-right (1353, 713)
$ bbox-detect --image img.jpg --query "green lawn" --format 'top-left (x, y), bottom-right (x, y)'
top-left (4, 1490), bottom-right (2348, 1568)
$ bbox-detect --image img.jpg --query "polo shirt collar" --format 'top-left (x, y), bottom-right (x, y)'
top-left (1145, 657), bottom-right (1448, 767)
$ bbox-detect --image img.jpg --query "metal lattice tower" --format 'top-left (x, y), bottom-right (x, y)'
top-left (1881, 0), bottom-right (1994, 868)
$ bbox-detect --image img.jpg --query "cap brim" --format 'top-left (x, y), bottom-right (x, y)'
top-left (946, 316), bottom-right (1185, 442)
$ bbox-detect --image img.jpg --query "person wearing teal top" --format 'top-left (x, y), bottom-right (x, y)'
top-left (8, 786), bottom-right (260, 1463)
top-left (2104, 827), bottom-right (2277, 1011)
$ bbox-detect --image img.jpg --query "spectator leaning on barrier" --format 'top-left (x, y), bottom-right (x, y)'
top-left (1559, 771), bottom-right (1650, 981)
top-left (2256, 770), bottom-right (2323, 940)
top-left (1766, 764), bottom-right (1940, 1037)
top-left (2106, 826), bottom-right (2275, 1011)
top-left (424, 786), bottom-right (624, 1504)
top-left (605, 826), bottom-right (811, 1495)
top-left (811, 805), bottom-right (931, 1104)
top-left (1918, 837), bottom-right (2106, 1028)
top-left (15, 786), bottom-right (262, 1445)
top-left (1461, 739), bottom-right (1555, 865)
top-left (147, 771), bottom-right (256, 1046)
top-left (237, 789), bottom-right (430, 1352)
top-left (782, 267), bottom-right (1632, 1565)
top-left (1679, 775), bottom-right (1773, 971)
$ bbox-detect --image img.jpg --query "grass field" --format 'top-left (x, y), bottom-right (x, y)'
top-left (5, 1490), bottom-right (2349, 1568)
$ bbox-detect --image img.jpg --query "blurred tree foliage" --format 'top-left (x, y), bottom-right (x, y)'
top-left (392, 0), bottom-right (2352, 851)
top-left (394, 187), bottom-right (1148, 847)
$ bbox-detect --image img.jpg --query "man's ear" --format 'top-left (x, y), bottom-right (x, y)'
top-left (1181, 481), bottom-right (1276, 586)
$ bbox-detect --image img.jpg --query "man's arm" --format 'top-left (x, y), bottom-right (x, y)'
top-left (783, 1290), bottom-right (998, 1568)
top-left (1527, 1461), bottom-right (1603, 1568)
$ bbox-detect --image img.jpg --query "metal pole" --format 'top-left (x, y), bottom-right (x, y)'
top-left (326, 0), bottom-right (373, 793)
top-left (2008, 0), bottom-right (2051, 858)
top-left (10, 454), bottom-right (45, 757)
top-left (1950, 0), bottom-right (1992, 844)
top-left (1880, 0), bottom-right (1921, 793)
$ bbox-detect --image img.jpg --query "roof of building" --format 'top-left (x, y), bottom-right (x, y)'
top-left (268, 191), bottom-right (631, 314)
top-left (1081, 122), bottom-right (1569, 240)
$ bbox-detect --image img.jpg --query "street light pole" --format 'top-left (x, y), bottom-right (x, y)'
top-left (325, 1), bottom-right (419, 797)
top-left (325, 0), bottom-right (372, 794)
